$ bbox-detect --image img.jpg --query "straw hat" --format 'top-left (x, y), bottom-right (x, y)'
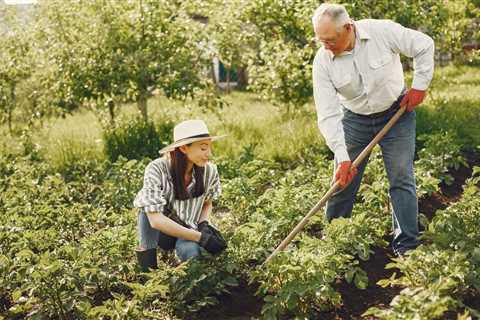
top-left (158, 119), bottom-right (226, 154)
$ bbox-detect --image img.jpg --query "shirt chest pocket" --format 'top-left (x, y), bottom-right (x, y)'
top-left (332, 73), bottom-right (362, 100)
top-left (369, 53), bottom-right (394, 87)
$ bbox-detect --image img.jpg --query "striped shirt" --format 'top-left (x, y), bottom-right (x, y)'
top-left (133, 157), bottom-right (221, 228)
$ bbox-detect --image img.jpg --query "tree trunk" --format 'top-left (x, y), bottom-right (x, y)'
top-left (226, 69), bottom-right (231, 93)
top-left (107, 100), bottom-right (115, 127)
top-left (210, 64), bottom-right (217, 84)
top-left (7, 109), bottom-right (12, 134)
top-left (137, 92), bottom-right (148, 122)
top-left (8, 83), bottom-right (15, 134)
top-left (237, 66), bottom-right (248, 90)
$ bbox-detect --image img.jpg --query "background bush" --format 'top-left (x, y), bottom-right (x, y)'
top-left (103, 116), bottom-right (174, 162)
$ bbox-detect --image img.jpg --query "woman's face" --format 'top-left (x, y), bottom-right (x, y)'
top-left (180, 139), bottom-right (212, 167)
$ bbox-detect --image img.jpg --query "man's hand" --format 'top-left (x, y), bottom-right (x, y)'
top-left (335, 161), bottom-right (357, 188)
top-left (400, 88), bottom-right (426, 112)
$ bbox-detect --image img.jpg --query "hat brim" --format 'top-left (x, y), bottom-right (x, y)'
top-left (158, 135), bottom-right (227, 154)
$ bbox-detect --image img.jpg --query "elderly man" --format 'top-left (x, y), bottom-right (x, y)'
top-left (311, 3), bottom-right (434, 256)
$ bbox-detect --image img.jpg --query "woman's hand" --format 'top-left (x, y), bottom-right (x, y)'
top-left (198, 225), bottom-right (227, 254)
top-left (197, 220), bottom-right (209, 231)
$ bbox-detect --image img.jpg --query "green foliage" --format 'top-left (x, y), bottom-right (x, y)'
top-left (1, 7), bottom-right (480, 315)
top-left (46, 138), bottom-right (103, 179)
top-left (242, 0), bottom-right (317, 110)
top-left (465, 49), bottom-right (480, 66)
top-left (0, 151), bottom-right (248, 319)
top-left (2, 91), bottom-right (475, 318)
top-left (425, 178), bottom-right (480, 254)
top-left (248, 39), bottom-right (315, 111)
top-left (169, 256), bottom-right (239, 315)
top-left (30, 0), bottom-right (217, 123)
top-left (103, 116), bottom-right (173, 162)
top-left (367, 174), bottom-right (480, 319)
top-left (0, 9), bottom-right (34, 133)
top-left (415, 131), bottom-right (467, 196)
top-left (195, 0), bottom-right (480, 114)
top-left (254, 213), bottom-right (386, 319)
top-left (416, 98), bottom-right (480, 149)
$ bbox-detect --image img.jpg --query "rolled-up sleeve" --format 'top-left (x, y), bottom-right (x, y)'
top-left (133, 163), bottom-right (167, 213)
top-left (205, 164), bottom-right (221, 201)
top-left (312, 53), bottom-right (350, 162)
top-left (381, 20), bottom-right (435, 90)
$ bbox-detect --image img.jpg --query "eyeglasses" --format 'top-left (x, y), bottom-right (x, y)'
top-left (319, 38), bottom-right (338, 46)
top-left (316, 24), bottom-right (351, 47)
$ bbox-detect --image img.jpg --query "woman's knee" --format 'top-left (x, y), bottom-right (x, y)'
top-left (176, 240), bottom-right (201, 262)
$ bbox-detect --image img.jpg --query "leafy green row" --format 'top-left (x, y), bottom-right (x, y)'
top-left (0, 155), bottom-right (240, 319)
top-left (0, 128), bottom-right (468, 319)
top-left (217, 132), bottom-right (466, 319)
top-left (367, 169), bottom-right (480, 319)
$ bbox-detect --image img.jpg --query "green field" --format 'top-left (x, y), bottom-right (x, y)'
top-left (1, 65), bottom-right (480, 319)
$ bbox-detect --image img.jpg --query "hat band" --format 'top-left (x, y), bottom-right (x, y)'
top-left (174, 133), bottom-right (210, 143)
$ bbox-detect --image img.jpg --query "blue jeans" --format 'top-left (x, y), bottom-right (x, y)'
top-left (325, 104), bottom-right (419, 254)
top-left (137, 209), bottom-right (201, 262)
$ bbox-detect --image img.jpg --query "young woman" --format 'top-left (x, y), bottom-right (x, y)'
top-left (134, 119), bottom-right (227, 271)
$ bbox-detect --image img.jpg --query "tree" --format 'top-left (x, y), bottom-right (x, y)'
top-left (216, 0), bottom-right (479, 115)
top-left (241, 0), bottom-right (318, 114)
top-left (0, 6), bottom-right (34, 133)
top-left (33, 0), bottom-right (214, 125)
top-left (186, 0), bottom-right (256, 92)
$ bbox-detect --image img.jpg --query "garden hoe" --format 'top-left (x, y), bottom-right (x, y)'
top-left (263, 106), bottom-right (407, 266)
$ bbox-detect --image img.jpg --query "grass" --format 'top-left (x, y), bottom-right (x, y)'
top-left (416, 65), bottom-right (480, 148)
top-left (2, 64), bottom-right (476, 169)
top-left (30, 91), bottom-right (326, 165)
top-left (32, 110), bottom-right (104, 171)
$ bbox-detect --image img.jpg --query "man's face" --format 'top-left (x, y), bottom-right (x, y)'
top-left (315, 18), bottom-right (352, 55)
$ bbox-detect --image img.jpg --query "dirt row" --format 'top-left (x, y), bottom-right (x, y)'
top-left (194, 152), bottom-right (480, 320)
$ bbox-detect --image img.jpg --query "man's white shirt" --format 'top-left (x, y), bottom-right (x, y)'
top-left (312, 19), bottom-right (434, 162)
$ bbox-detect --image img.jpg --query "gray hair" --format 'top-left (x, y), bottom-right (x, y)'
top-left (311, 3), bottom-right (351, 33)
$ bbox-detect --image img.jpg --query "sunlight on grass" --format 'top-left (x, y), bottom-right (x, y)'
top-left (26, 65), bottom-right (480, 166)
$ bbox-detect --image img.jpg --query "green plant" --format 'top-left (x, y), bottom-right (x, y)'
top-left (103, 116), bottom-right (173, 162)
top-left (367, 172), bottom-right (480, 319)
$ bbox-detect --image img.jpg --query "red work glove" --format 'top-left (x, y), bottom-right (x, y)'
top-left (400, 88), bottom-right (426, 112)
top-left (335, 161), bottom-right (358, 188)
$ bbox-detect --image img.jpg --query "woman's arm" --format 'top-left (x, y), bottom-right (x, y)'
top-left (198, 199), bottom-right (212, 224)
top-left (147, 212), bottom-right (201, 242)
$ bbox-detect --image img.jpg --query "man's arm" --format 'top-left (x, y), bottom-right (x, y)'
top-left (381, 20), bottom-right (435, 91)
top-left (312, 54), bottom-right (349, 162)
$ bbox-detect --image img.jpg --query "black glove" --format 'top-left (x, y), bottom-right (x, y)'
top-left (197, 220), bottom-right (209, 232)
top-left (198, 224), bottom-right (227, 255)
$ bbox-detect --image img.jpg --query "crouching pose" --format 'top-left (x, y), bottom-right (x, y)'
top-left (134, 119), bottom-right (227, 271)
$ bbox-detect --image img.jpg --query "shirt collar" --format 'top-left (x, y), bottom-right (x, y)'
top-left (327, 21), bottom-right (371, 60)
top-left (354, 21), bottom-right (371, 40)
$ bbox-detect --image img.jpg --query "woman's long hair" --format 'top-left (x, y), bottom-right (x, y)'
top-left (169, 147), bottom-right (205, 200)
